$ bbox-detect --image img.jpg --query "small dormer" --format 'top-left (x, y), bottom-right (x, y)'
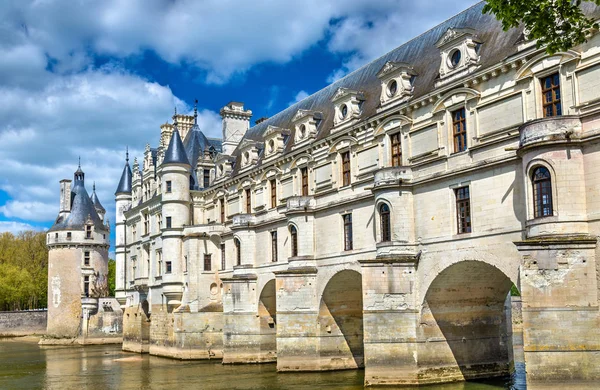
top-left (331, 88), bottom-right (365, 128)
top-left (377, 61), bottom-right (417, 108)
top-left (264, 125), bottom-right (291, 159)
top-left (292, 109), bottom-right (322, 145)
top-left (238, 139), bottom-right (262, 169)
top-left (214, 154), bottom-right (235, 180)
top-left (435, 28), bottom-right (482, 87)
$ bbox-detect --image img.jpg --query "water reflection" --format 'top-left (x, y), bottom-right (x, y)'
top-left (0, 338), bottom-right (591, 390)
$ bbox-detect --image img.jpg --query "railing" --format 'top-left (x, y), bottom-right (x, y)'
top-left (373, 166), bottom-right (412, 188)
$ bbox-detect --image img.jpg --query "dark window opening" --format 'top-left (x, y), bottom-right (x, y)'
top-left (165, 261), bottom-right (172, 274)
top-left (166, 181), bottom-right (172, 193)
top-left (301, 167), bottom-right (309, 196)
top-left (455, 187), bottom-right (472, 234)
top-left (343, 214), bottom-right (353, 251)
top-left (342, 151), bottom-right (351, 187)
top-left (452, 108), bottom-right (467, 153)
top-left (290, 225), bottom-right (298, 257)
top-left (245, 188), bottom-right (251, 213)
top-left (533, 167), bottom-right (553, 217)
top-left (204, 254), bottom-right (212, 271)
top-left (203, 169), bottom-right (210, 189)
top-left (166, 216), bottom-right (172, 229)
top-left (220, 198), bottom-right (225, 223)
top-left (234, 238), bottom-right (241, 266)
top-left (391, 132), bottom-right (402, 167)
top-left (379, 203), bottom-right (391, 242)
top-left (270, 179), bottom-right (277, 208)
top-left (271, 231), bottom-right (278, 262)
top-left (83, 276), bottom-right (90, 297)
top-left (541, 73), bottom-right (562, 117)
top-left (221, 244), bottom-right (226, 270)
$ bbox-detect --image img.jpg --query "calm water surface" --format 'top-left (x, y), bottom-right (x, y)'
top-left (0, 338), bottom-right (530, 390)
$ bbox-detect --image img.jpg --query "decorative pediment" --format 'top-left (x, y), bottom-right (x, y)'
top-left (260, 167), bottom-right (283, 181)
top-left (290, 153), bottom-right (314, 169)
top-left (377, 61), bottom-right (414, 78)
top-left (329, 136), bottom-right (358, 154)
top-left (515, 50), bottom-right (580, 80)
top-left (264, 125), bottom-right (291, 138)
top-left (435, 27), bottom-right (482, 86)
top-left (238, 139), bottom-right (257, 150)
top-left (332, 88), bottom-right (365, 127)
top-left (292, 110), bottom-right (322, 146)
top-left (377, 62), bottom-right (417, 108)
top-left (435, 28), bottom-right (478, 49)
top-left (331, 87), bottom-right (364, 103)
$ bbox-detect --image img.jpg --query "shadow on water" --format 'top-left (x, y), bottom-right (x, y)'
top-left (0, 337), bottom-right (590, 390)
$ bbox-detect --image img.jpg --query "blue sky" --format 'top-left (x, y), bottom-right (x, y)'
top-left (0, 0), bottom-right (478, 246)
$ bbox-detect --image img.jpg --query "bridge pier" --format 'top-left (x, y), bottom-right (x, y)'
top-left (516, 236), bottom-right (600, 383)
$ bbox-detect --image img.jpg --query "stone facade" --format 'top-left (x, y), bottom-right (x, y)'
top-left (116, 3), bottom-right (600, 386)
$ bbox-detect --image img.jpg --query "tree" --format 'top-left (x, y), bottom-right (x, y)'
top-left (107, 259), bottom-right (116, 297)
top-left (483, 0), bottom-right (600, 54)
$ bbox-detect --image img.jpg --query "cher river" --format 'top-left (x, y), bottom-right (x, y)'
top-left (0, 337), bottom-right (528, 390)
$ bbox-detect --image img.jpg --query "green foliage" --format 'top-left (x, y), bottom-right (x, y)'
top-left (107, 259), bottom-right (116, 297)
top-left (483, 0), bottom-right (600, 54)
top-left (0, 231), bottom-right (48, 311)
top-left (510, 284), bottom-right (521, 297)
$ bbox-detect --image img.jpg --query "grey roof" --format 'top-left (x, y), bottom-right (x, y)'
top-left (49, 170), bottom-right (105, 232)
top-left (162, 127), bottom-right (190, 166)
top-left (226, 1), bottom-right (600, 175)
top-left (115, 160), bottom-right (132, 195)
top-left (90, 183), bottom-right (106, 214)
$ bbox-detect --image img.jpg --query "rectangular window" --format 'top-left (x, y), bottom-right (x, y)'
top-left (221, 244), bottom-right (226, 270)
top-left (84, 251), bottom-right (90, 266)
top-left (86, 225), bottom-right (92, 239)
top-left (156, 251), bottom-right (162, 276)
top-left (270, 179), bottom-right (277, 208)
top-left (203, 169), bottom-right (211, 189)
top-left (220, 198), bottom-right (225, 223)
top-left (455, 187), bottom-right (472, 234)
top-left (271, 231), bottom-right (278, 262)
top-left (452, 108), bottom-right (467, 153)
top-left (245, 188), bottom-right (251, 213)
top-left (166, 216), bottom-right (172, 229)
top-left (301, 167), bottom-right (309, 196)
top-left (83, 276), bottom-right (90, 297)
top-left (343, 214), bottom-right (353, 251)
top-left (342, 151), bottom-right (351, 187)
top-left (391, 133), bottom-right (402, 167)
top-left (143, 213), bottom-right (149, 235)
top-left (204, 254), bottom-right (212, 271)
top-left (67, 232), bottom-right (71, 240)
top-left (166, 181), bottom-right (172, 193)
top-left (541, 73), bottom-right (562, 117)
top-left (165, 261), bottom-right (172, 274)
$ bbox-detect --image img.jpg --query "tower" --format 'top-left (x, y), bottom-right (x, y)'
top-left (220, 102), bottom-right (252, 155)
top-left (114, 150), bottom-right (133, 307)
top-left (46, 162), bottom-right (110, 339)
top-left (159, 114), bottom-right (191, 309)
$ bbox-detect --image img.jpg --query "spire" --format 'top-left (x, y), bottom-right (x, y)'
top-left (194, 99), bottom-right (198, 125)
top-left (74, 158), bottom-right (85, 185)
top-left (162, 125), bottom-right (190, 166)
top-left (91, 181), bottom-right (106, 214)
top-left (115, 149), bottom-right (133, 195)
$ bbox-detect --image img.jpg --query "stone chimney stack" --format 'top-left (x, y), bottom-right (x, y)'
top-left (59, 179), bottom-right (72, 217)
top-left (220, 102), bottom-right (252, 155)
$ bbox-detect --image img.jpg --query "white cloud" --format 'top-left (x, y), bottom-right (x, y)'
top-left (289, 90), bottom-right (310, 105)
top-left (0, 221), bottom-right (45, 234)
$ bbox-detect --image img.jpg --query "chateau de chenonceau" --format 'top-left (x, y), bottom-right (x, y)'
top-left (40, 2), bottom-right (600, 387)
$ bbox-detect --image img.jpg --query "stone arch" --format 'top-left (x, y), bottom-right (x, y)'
top-left (318, 269), bottom-right (364, 370)
top-left (419, 259), bottom-right (517, 382)
top-left (257, 278), bottom-right (277, 358)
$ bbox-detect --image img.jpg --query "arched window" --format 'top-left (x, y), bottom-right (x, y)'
top-left (532, 167), bottom-right (553, 218)
top-left (379, 203), bottom-right (391, 242)
top-left (234, 238), bottom-right (241, 266)
top-left (290, 225), bottom-right (298, 257)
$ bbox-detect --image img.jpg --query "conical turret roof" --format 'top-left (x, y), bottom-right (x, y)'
top-left (115, 151), bottom-right (133, 195)
top-left (90, 182), bottom-right (106, 213)
top-left (163, 123), bottom-right (190, 166)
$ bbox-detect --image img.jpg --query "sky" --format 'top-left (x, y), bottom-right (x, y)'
top-left (0, 0), bottom-right (479, 246)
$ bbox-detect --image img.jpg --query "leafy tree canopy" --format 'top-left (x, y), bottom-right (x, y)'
top-left (483, 0), bottom-right (600, 54)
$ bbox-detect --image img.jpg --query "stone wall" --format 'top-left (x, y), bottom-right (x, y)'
top-left (0, 310), bottom-right (47, 336)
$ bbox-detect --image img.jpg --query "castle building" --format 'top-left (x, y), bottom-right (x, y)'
top-left (115, 2), bottom-right (600, 386)
top-left (45, 163), bottom-right (122, 343)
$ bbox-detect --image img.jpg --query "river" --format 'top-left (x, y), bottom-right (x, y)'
top-left (0, 337), bottom-right (530, 390)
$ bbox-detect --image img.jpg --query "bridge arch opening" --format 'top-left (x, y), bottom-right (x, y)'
top-left (420, 260), bottom-right (515, 382)
top-left (258, 279), bottom-right (277, 360)
top-left (318, 269), bottom-right (364, 370)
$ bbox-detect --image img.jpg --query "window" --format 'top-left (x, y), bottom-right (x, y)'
top-left (67, 232), bottom-right (71, 240)
top-left (391, 133), bottom-right (402, 167)
top-left (290, 225), bottom-right (298, 257)
top-left (86, 225), bottom-right (92, 239)
top-left (541, 73), bottom-right (561, 117)
top-left (234, 238), bottom-right (241, 266)
top-left (270, 179), bottom-right (277, 208)
top-left (83, 276), bottom-right (90, 297)
top-left (455, 187), bottom-right (472, 234)
top-left (204, 254), bottom-right (212, 271)
top-left (379, 204), bottom-right (391, 242)
top-left (166, 216), bottom-right (172, 229)
top-left (450, 49), bottom-right (461, 67)
top-left (84, 251), bottom-right (90, 266)
top-left (452, 108), bottom-right (467, 153)
top-left (165, 261), bottom-right (172, 274)
top-left (301, 167), bottom-right (309, 196)
top-left (143, 213), bottom-right (149, 235)
top-left (156, 251), bottom-right (162, 276)
top-left (221, 244), bottom-right (226, 270)
top-left (245, 188), bottom-right (251, 213)
top-left (342, 151), bottom-right (351, 187)
top-left (203, 169), bottom-right (210, 188)
top-left (220, 198), bottom-right (225, 223)
top-left (54, 233), bottom-right (58, 240)
top-left (157, 214), bottom-right (162, 231)
top-left (343, 214), bottom-right (353, 251)
top-left (387, 80), bottom-right (398, 97)
top-left (340, 104), bottom-right (348, 119)
top-left (532, 167), bottom-right (553, 218)
top-left (166, 181), bottom-right (172, 193)
top-left (271, 231), bottom-right (278, 262)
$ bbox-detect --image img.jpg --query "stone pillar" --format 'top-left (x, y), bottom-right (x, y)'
top-left (274, 267), bottom-right (320, 371)
top-left (515, 236), bottom-right (600, 383)
top-left (360, 255), bottom-right (420, 386)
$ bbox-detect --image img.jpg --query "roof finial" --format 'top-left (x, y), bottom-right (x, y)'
top-left (173, 106), bottom-right (178, 128)
top-left (194, 99), bottom-right (198, 125)
top-left (78, 156), bottom-right (81, 168)
top-left (93, 181), bottom-right (96, 191)
top-left (126, 146), bottom-right (129, 163)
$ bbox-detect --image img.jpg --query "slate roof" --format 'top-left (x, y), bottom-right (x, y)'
top-left (115, 159), bottom-right (132, 195)
top-left (90, 183), bottom-right (106, 214)
top-left (162, 127), bottom-right (190, 166)
top-left (224, 1), bottom-right (600, 175)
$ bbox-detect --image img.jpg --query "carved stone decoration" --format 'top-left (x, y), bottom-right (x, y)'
top-left (263, 125), bottom-right (291, 159)
top-left (435, 27), bottom-right (482, 87)
top-left (376, 61), bottom-right (417, 109)
top-left (331, 88), bottom-right (365, 128)
top-left (291, 110), bottom-right (322, 146)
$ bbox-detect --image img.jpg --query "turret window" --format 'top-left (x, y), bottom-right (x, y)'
top-left (532, 167), bottom-right (553, 218)
top-left (204, 254), bottom-right (212, 271)
top-left (166, 217), bottom-right (172, 229)
top-left (301, 167), bottom-right (309, 196)
top-left (541, 73), bottom-right (561, 117)
top-left (271, 231), bottom-right (278, 262)
top-left (67, 232), bottom-right (71, 240)
top-left (84, 251), bottom-right (90, 266)
top-left (379, 204), bottom-right (391, 242)
top-left (290, 225), bottom-right (298, 257)
top-left (165, 261), bottom-right (172, 274)
top-left (166, 181), bottom-right (172, 193)
top-left (86, 225), bottom-right (92, 239)
top-left (234, 238), bottom-right (241, 266)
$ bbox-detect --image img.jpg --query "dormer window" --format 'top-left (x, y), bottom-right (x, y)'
top-left (376, 62), bottom-right (416, 109)
top-left (435, 28), bottom-right (481, 87)
top-left (264, 125), bottom-right (291, 158)
top-left (331, 88), bottom-right (365, 128)
top-left (340, 104), bottom-right (348, 119)
top-left (268, 140), bottom-right (275, 153)
top-left (292, 110), bottom-right (321, 146)
top-left (299, 124), bottom-right (306, 138)
top-left (449, 49), bottom-right (461, 68)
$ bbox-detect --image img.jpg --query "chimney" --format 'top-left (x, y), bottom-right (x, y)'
top-left (59, 179), bottom-right (72, 216)
top-left (255, 117), bottom-right (269, 125)
top-left (220, 102), bottom-right (252, 155)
